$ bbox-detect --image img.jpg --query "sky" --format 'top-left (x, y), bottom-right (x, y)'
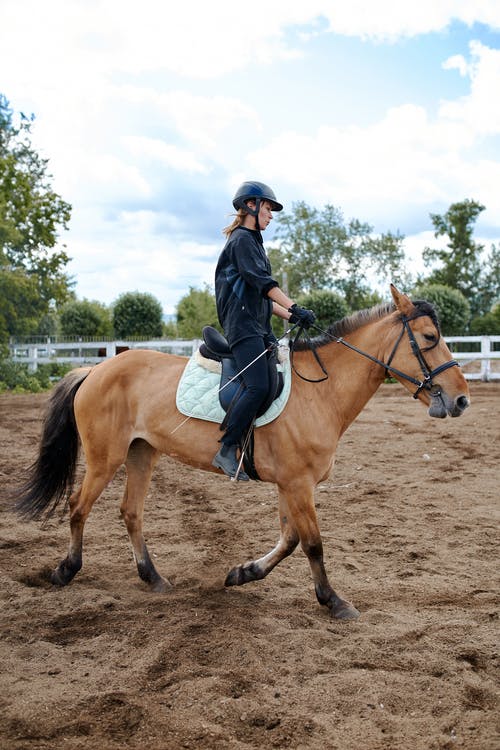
top-left (1, 0), bottom-right (499, 314)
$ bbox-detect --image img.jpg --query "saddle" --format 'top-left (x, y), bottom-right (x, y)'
top-left (200, 326), bottom-right (284, 421)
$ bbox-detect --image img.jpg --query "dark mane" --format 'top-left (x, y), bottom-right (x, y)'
top-left (292, 298), bottom-right (440, 350)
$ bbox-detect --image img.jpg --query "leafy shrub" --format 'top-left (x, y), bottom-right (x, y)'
top-left (0, 359), bottom-right (72, 393)
top-left (469, 304), bottom-right (500, 335)
top-left (176, 286), bottom-right (220, 339)
top-left (112, 292), bottom-right (164, 338)
top-left (297, 289), bottom-right (350, 330)
top-left (60, 299), bottom-right (113, 337)
top-left (411, 283), bottom-right (470, 335)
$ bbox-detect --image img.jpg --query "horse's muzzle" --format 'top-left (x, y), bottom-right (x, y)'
top-left (428, 390), bottom-right (470, 418)
top-left (452, 394), bottom-right (470, 416)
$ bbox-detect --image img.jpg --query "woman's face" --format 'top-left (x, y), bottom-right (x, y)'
top-left (242, 199), bottom-right (275, 231)
top-left (258, 200), bottom-right (274, 230)
top-left (245, 199), bottom-right (274, 230)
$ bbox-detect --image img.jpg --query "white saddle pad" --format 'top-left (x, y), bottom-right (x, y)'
top-left (176, 347), bottom-right (291, 427)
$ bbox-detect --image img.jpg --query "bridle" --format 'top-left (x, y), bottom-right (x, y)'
top-left (384, 313), bottom-right (460, 397)
top-left (289, 312), bottom-right (460, 399)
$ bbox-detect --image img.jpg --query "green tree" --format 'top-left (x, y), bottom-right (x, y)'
top-left (268, 201), bottom-right (408, 309)
top-left (268, 203), bottom-right (347, 296)
top-left (422, 199), bottom-right (497, 317)
top-left (60, 299), bottom-right (113, 338)
top-left (296, 289), bottom-right (349, 330)
top-left (112, 291), bottom-right (164, 338)
top-left (474, 243), bottom-right (500, 316)
top-left (0, 94), bottom-right (73, 337)
top-left (412, 282), bottom-right (470, 336)
top-left (333, 279), bottom-right (384, 313)
top-left (163, 319), bottom-right (179, 338)
top-left (469, 303), bottom-right (500, 335)
top-left (176, 285), bottom-right (220, 339)
top-left (36, 311), bottom-right (59, 336)
top-left (0, 267), bottom-right (46, 341)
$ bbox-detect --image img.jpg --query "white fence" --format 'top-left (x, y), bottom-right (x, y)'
top-left (444, 336), bottom-right (500, 381)
top-left (9, 339), bottom-right (201, 372)
top-left (8, 335), bottom-right (500, 381)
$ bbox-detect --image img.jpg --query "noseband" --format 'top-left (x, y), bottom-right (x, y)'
top-left (384, 314), bottom-right (460, 398)
top-left (291, 312), bottom-right (460, 398)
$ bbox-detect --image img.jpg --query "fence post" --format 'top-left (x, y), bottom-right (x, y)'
top-left (27, 346), bottom-right (38, 373)
top-left (481, 337), bottom-right (491, 382)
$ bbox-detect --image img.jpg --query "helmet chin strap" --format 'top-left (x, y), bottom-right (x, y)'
top-left (244, 198), bottom-right (262, 231)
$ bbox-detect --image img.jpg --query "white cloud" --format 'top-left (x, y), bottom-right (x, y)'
top-left (402, 227), bottom-right (497, 285)
top-left (24, 80), bottom-right (262, 209)
top-left (440, 41), bottom-right (500, 135)
top-left (246, 39), bottom-right (500, 230)
top-left (443, 54), bottom-right (469, 77)
top-left (1, 1), bottom-right (499, 313)
top-left (68, 207), bottom-right (218, 312)
top-left (114, 86), bottom-right (261, 154)
top-left (122, 136), bottom-right (209, 174)
top-left (2, 1), bottom-right (499, 92)
top-left (247, 109), bottom-right (465, 216)
top-left (0, 0), bottom-right (310, 83)
top-left (319, 0), bottom-right (500, 40)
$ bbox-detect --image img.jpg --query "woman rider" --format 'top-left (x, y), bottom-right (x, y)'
top-left (212, 180), bottom-right (316, 481)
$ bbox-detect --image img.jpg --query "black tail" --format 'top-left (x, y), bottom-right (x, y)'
top-left (13, 368), bottom-right (90, 521)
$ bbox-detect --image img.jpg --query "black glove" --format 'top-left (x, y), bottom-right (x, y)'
top-left (288, 304), bottom-right (316, 329)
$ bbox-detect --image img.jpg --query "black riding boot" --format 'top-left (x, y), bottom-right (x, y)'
top-left (212, 443), bottom-right (249, 481)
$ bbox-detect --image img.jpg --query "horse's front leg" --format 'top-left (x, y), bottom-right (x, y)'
top-left (225, 487), bottom-right (300, 586)
top-left (284, 478), bottom-right (360, 621)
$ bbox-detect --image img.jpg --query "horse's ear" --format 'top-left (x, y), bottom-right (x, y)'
top-left (390, 284), bottom-right (415, 316)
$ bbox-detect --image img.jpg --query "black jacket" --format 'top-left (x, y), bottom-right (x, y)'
top-left (215, 226), bottom-right (279, 346)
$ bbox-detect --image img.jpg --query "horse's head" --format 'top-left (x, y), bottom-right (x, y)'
top-left (387, 285), bottom-right (470, 418)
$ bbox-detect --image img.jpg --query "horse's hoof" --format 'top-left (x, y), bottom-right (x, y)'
top-left (151, 577), bottom-right (172, 593)
top-left (50, 556), bottom-right (81, 587)
top-left (50, 567), bottom-right (69, 586)
top-left (225, 566), bottom-right (243, 587)
top-left (330, 600), bottom-right (360, 620)
top-left (225, 561), bottom-right (261, 587)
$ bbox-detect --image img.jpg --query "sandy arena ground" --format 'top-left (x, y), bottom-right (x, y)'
top-left (0, 382), bottom-right (498, 749)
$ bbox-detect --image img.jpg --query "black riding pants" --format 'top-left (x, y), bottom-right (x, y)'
top-left (221, 336), bottom-right (270, 447)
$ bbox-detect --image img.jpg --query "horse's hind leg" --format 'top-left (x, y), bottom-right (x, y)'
top-left (225, 487), bottom-right (300, 585)
top-left (52, 467), bottom-right (118, 586)
top-left (121, 439), bottom-right (170, 593)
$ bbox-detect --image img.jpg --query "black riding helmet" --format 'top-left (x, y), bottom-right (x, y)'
top-left (232, 181), bottom-right (283, 230)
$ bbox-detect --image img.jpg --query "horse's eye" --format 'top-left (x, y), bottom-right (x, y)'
top-left (423, 333), bottom-right (437, 342)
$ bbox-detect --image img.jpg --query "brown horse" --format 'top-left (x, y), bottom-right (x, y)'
top-left (13, 286), bottom-right (470, 620)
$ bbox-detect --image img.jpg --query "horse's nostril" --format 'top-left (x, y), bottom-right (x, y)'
top-left (456, 395), bottom-right (469, 411)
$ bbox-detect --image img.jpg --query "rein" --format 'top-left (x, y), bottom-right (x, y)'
top-left (289, 313), bottom-right (460, 397)
top-left (289, 327), bottom-right (329, 383)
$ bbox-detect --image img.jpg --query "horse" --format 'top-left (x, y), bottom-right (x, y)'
top-left (12, 285), bottom-right (470, 620)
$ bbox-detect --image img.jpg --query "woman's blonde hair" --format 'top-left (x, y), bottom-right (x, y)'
top-left (223, 208), bottom-right (247, 237)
